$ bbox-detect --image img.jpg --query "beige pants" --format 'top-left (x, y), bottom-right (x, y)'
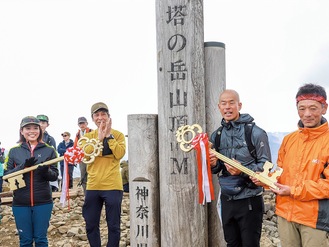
top-left (278, 216), bottom-right (328, 247)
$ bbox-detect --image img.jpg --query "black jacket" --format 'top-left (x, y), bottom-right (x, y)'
top-left (210, 113), bottom-right (272, 200)
top-left (4, 142), bottom-right (59, 206)
top-left (43, 131), bottom-right (56, 149)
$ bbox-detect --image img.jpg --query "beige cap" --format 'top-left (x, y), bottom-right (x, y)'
top-left (91, 102), bottom-right (108, 114)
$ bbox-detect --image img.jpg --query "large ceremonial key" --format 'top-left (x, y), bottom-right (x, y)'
top-left (3, 157), bottom-right (64, 191)
top-left (176, 124), bottom-right (283, 190)
top-left (3, 137), bottom-right (103, 191)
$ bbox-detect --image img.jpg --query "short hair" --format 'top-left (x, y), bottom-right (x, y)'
top-left (296, 83), bottom-right (327, 100)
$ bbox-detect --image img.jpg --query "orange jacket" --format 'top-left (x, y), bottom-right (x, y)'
top-left (275, 121), bottom-right (329, 231)
top-left (73, 127), bottom-right (92, 147)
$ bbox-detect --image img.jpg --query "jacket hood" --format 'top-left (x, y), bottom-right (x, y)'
top-left (297, 117), bottom-right (329, 141)
top-left (221, 113), bottom-right (254, 129)
top-left (297, 116), bottom-right (327, 128)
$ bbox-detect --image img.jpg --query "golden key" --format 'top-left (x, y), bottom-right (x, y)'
top-left (4, 137), bottom-right (103, 191)
top-left (176, 124), bottom-right (283, 190)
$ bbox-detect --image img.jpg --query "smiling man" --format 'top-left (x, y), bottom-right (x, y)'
top-left (268, 83), bottom-right (329, 246)
top-left (209, 89), bottom-right (272, 247)
top-left (79, 102), bottom-right (126, 247)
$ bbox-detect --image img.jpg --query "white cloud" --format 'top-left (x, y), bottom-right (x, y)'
top-left (1, 0), bottom-right (329, 151)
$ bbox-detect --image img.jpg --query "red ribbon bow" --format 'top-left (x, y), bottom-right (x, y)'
top-left (60, 146), bottom-right (84, 209)
top-left (191, 133), bottom-right (215, 205)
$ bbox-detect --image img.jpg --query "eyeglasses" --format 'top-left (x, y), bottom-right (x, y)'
top-left (62, 135), bottom-right (68, 137)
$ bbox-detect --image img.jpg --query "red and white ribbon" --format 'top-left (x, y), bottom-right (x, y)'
top-left (60, 146), bottom-right (84, 209)
top-left (191, 133), bottom-right (215, 205)
top-left (60, 159), bottom-right (70, 208)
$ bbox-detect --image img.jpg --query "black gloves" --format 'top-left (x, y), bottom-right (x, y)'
top-left (36, 157), bottom-right (51, 173)
top-left (21, 156), bottom-right (50, 175)
top-left (24, 157), bottom-right (38, 168)
top-left (37, 165), bottom-right (49, 173)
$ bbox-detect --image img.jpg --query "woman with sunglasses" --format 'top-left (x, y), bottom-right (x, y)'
top-left (57, 131), bottom-right (74, 190)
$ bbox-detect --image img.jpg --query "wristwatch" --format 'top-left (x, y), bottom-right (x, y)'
top-left (105, 134), bottom-right (114, 140)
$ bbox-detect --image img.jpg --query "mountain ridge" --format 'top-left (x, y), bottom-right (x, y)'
top-left (267, 132), bottom-right (289, 164)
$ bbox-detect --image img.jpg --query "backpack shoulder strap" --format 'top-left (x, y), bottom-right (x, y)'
top-left (214, 123), bottom-right (257, 162)
top-left (244, 122), bottom-right (257, 162)
top-left (214, 126), bottom-right (223, 151)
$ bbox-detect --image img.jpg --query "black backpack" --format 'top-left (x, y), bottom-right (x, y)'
top-left (214, 122), bottom-right (257, 163)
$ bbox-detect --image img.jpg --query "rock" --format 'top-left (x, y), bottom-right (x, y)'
top-left (0, 181), bottom-right (282, 246)
top-left (0, 180), bottom-right (131, 247)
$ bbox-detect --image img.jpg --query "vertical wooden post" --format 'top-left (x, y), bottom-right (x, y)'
top-left (156, 0), bottom-right (207, 246)
top-left (127, 114), bottom-right (160, 247)
top-left (204, 41), bottom-right (227, 247)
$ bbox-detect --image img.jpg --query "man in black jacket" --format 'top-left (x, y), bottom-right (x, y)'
top-left (37, 114), bottom-right (58, 192)
top-left (209, 89), bottom-right (272, 247)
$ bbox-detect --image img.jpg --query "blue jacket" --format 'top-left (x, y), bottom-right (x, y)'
top-left (57, 139), bottom-right (74, 166)
top-left (210, 113), bottom-right (272, 200)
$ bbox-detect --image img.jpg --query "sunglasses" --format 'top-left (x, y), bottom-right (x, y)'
top-left (62, 135), bottom-right (68, 137)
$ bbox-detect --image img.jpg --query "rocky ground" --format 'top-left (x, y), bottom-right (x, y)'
top-left (0, 179), bottom-right (131, 247)
top-left (0, 179), bottom-right (280, 247)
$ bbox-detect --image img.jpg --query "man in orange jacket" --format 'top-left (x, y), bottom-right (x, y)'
top-left (253, 83), bottom-right (329, 246)
top-left (74, 116), bottom-right (92, 194)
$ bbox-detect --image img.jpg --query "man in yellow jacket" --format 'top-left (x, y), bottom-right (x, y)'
top-left (79, 102), bottom-right (126, 247)
top-left (254, 83), bottom-right (329, 246)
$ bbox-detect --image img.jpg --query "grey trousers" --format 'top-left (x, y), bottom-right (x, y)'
top-left (79, 162), bottom-right (88, 193)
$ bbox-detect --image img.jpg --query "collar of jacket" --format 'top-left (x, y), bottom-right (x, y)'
top-left (298, 119), bottom-right (329, 141)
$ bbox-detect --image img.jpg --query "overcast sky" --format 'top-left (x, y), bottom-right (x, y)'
top-left (1, 0), bottom-right (329, 156)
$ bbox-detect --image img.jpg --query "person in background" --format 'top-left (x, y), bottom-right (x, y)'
top-left (74, 116), bottom-right (92, 194)
top-left (0, 143), bottom-right (5, 194)
top-left (252, 83), bottom-right (329, 246)
top-left (79, 102), bottom-right (126, 247)
top-left (120, 160), bottom-right (129, 193)
top-left (0, 161), bottom-right (3, 194)
top-left (36, 114), bottom-right (56, 148)
top-left (3, 116), bottom-right (59, 246)
top-left (209, 89), bottom-right (271, 247)
top-left (57, 132), bottom-right (74, 189)
top-left (0, 143), bottom-right (4, 212)
top-left (37, 114), bottom-right (59, 192)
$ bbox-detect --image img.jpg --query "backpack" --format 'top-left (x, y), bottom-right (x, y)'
top-left (214, 122), bottom-right (257, 163)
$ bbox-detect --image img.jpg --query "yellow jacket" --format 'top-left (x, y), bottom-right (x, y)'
top-left (80, 128), bottom-right (126, 190)
top-left (276, 120), bottom-right (329, 231)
